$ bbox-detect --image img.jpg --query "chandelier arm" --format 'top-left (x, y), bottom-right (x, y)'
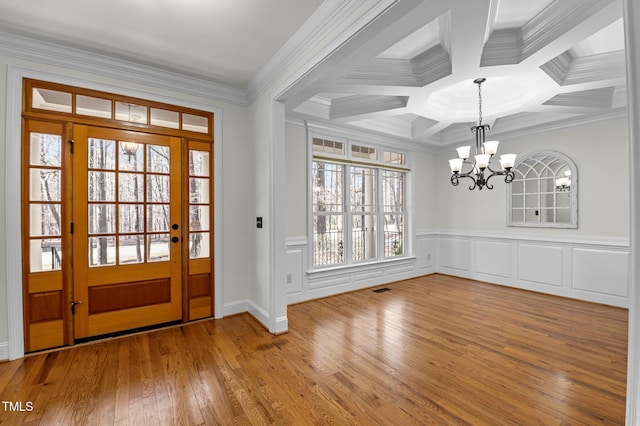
top-left (504, 170), bottom-right (515, 183)
top-left (485, 163), bottom-right (501, 174)
top-left (450, 172), bottom-right (477, 189)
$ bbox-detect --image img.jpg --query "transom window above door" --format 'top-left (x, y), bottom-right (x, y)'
top-left (26, 79), bottom-right (212, 137)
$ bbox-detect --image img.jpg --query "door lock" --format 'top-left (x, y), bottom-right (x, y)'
top-left (171, 236), bottom-right (180, 243)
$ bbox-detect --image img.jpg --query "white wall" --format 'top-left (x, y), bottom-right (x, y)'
top-left (285, 125), bottom-right (308, 237)
top-left (436, 117), bottom-right (630, 239)
top-left (434, 116), bottom-right (630, 307)
top-left (0, 47), bottom-right (256, 359)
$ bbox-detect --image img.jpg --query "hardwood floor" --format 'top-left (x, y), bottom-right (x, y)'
top-left (0, 274), bottom-right (628, 425)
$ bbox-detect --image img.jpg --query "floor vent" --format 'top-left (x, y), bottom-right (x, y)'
top-left (373, 287), bottom-right (391, 293)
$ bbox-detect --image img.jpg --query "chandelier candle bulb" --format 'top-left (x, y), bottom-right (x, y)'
top-left (456, 146), bottom-right (471, 159)
top-left (449, 158), bottom-right (464, 173)
top-left (483, 141), bottom-right (499, 155)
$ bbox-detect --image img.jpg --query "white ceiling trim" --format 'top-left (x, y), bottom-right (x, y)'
top-left (0, 31), bottom-right (247, 105)
top-left (246, 0), bottom-right (381, 103)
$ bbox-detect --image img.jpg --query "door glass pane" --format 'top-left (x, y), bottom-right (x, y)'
top-left (147, 175), bottom-right (170, 202)
top-left (119, 204), bottom-right (144, 233)
top-left (148, 234), bottom-right (170, 262)
top-left (88, 172), bottom-right (115, 201)
top-left (189, 178), bottom-right (209, 203)
top-left (147, 205), bottom-right (170, 232)
top-left (189, 150), bottom-right (210, 176)
top-left (76, 95), bottom-right (112, 119)
top-left (151, 108), bottom-right (179, 129)
top-left (115, 102), bottom-right (147, 124)
top-left (118, 173), bottom-right (144, 202)
top-left (88, 204), bottom-right (115, 234)
top-left (189, 232), bottom-right (210, 259)
top-left (29, 204), bottom-right (61, 236)
top-left (118, 142), bottom-right (144, 171)
top-left (32, 88), bottom-right (72, 113)
top-left (189, 206), bottom-right (210, 231)
top-left (30, 238), bottom-right (62, 272)
top-left (147, 145), bottom-right (170, 173)
top-left (182, 113), bottom-right (208, 133)
top-left (88, 139), bottom-right (116, 170)
top-left (30, 133), bottom-right (61, 166)
top-left (30, 169), bottom-right (61, 201)
top-left (119, 235), bottom-right (144, 264)
top-left (89, 236), bottom-right (116, 267)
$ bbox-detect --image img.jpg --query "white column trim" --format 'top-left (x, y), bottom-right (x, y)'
top-left (5, 65), bottom-right (25, 360)
top-left (624, 0), bottom-right (640, 422)
top-left (269, 99), bottom-right (288, 334)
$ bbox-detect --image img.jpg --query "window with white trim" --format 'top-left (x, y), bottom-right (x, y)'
top-left (311, 137), bottom-right (409, 268)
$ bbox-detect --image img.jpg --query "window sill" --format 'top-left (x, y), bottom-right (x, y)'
top-left (308, 255), bottom-right (416, 278)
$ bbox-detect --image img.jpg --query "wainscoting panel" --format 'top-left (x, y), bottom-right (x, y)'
top-left (573, 248), bottom-right (629, 298)
top-left (435, 232), bottom-right (629, 308)
top-left (517, 244), bottom-right (564, 287)
top-left (438, 238), bottom-right (471, 271)
top-left (286, 247), bottom-right (304, 295)
top-left (286, 234), bottom-right (436, 305)
top-left (416, 237), bottom-right (435, 270)
top-left (475, 241), bottom-right (511, 278)
top-left (281, 233), bottom-right (629, 308)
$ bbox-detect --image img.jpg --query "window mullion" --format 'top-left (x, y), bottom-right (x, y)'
top-left (376, 168), bottom-right (384, 261)
top-left (343, 164), bottom-right (352, 265)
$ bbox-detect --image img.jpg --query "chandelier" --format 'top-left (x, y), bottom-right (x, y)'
top-left (448, 78), bottom-right (517, 190)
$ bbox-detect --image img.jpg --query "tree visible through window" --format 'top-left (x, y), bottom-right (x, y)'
top-left (311, 138), bottom-right (407, 268)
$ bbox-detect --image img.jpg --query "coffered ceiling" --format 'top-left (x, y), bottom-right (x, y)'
top-left (288, 0), bottom-right (626, 147)
top-left (0, 0), bottom-right (626, 148)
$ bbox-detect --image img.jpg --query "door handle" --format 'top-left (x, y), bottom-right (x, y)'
top-left (71, 300), bottom-right (82, 315)
top-left (172, 224), bottom-right (179, 230)
top-left (171, 236), bottom-right (179, 243)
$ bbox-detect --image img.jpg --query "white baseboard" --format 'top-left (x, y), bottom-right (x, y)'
top-left (223, 299), bottom-right (250, 317)
top-left (247, 300), bottom-right (270, 330)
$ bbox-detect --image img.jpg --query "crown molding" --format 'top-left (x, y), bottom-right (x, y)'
top-left (521, 0), bottom-right (620, 62)
top-left (565, 51), bottom-right (627, 85)
top-left (330, 94), bottom-right (409, 119)
top-left (245, 0), bottom-right (398, 104)
top-left (0, 31), bottom-right (247, 106)
top-left (543, 87), bottom-right (615, 108)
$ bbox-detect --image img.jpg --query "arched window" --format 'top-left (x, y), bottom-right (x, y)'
top-left (508, 151), bottom-right (577, 228)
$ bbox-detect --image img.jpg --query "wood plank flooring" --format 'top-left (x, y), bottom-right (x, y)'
top-left (0, 274), bottom-right (628, 425)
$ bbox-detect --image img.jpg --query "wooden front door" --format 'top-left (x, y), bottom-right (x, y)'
top-left (71, 125), bottom-right (182, 339)
top-left (22, 80), bottom-right (215, 352)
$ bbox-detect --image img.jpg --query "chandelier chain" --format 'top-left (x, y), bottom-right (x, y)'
top-left (477, 81), bottom-right (483, 126)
